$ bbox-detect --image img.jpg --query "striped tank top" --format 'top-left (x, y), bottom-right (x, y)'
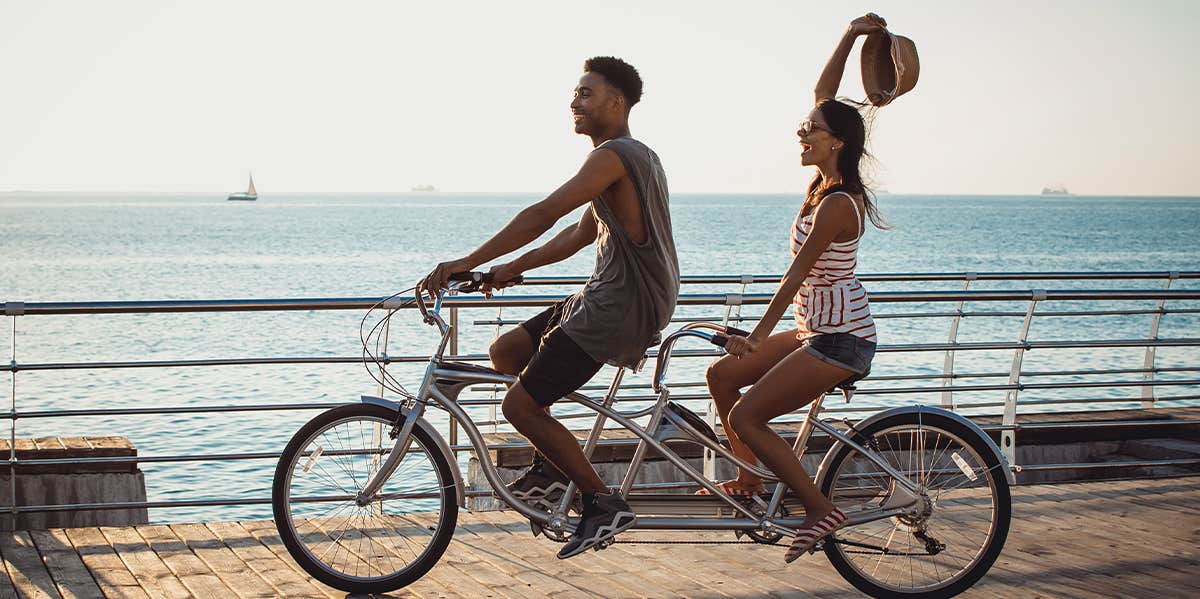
top-left (790, 192), bottom-right (877, 342)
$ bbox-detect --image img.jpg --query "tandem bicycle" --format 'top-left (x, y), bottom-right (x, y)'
top-left (272, 273), bottom-right (1012, 598)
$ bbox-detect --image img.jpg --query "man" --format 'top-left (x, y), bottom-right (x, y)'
top-left (420, 56), bottom-right (679, 558)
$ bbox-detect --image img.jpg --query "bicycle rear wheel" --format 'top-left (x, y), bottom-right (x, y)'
top-left (818, 412), bottom-right (1011, 598)
top-left (272, 403), bottom-right (458, 594)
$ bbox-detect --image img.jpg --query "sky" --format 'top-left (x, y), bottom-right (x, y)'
top-left (2, 0), bottom-right (1199, 196)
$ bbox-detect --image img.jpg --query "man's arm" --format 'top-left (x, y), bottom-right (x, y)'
top-left (421, 148), bottom-right (625, 291)
top-left (482, 209), bottom-right (598, 295)
top-left (510, 208), bottom-right (599, 273)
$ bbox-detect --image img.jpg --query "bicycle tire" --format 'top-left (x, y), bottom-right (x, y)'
top-left (272, 403), bottom-right (458, 594)
top-left (818, 411), bottom-right (1011, 598)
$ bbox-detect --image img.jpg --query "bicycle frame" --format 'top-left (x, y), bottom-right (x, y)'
top-left (357, 285), bottom-right (929, 537)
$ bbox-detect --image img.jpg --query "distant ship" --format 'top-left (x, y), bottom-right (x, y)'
top-left (1041, 184), bottom-right (1071, 196)
top-left (227, 173), bottom-right (258, 201)
top-left (411, 184), bottom-right (438, 192)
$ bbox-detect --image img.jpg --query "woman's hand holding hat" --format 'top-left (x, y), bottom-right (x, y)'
top-left (849, 13), bottom-right (887, 36)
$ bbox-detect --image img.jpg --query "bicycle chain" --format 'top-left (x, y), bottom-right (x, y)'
top-left (540, 533), bottom-right (776, 546)
top-left (538, 531), bottom-right (764, 546)
top-left (541, 532), bottom-right (912, 552)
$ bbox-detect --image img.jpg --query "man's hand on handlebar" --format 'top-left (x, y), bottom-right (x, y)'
top-left (480, 262), bottom-right (523, 298)
top-left (419, 258), bottom-right (475, 297)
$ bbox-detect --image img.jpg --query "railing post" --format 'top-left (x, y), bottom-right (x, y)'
top-left (448, 306), bottom-right (459, 446)
top-left (489, 303), bottom-right (504, 433)
top-left (706, 287), bottom-right (749, 480)
top-left (1141, 272), bottom-right (1178, 409)
top-left (941, 274), bottom-right (976, 408)
top-left (5, 310), bottom-right (20, 531)
top-left (1001, 291), bottom-right (1044, 469)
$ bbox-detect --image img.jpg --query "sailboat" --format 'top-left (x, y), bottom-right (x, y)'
top-left (227, 173), bottom-right (258, 201)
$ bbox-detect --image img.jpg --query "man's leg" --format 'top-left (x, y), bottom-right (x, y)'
top-left (502, 384), bottom-right (607, 493)
top-left (489, 326), bottom-right (536, 375)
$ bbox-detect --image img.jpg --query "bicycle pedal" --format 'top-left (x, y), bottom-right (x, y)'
top-left (595, 538), bottom-right (614, 551)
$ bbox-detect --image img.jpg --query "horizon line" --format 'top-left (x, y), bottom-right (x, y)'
top-left (4, 190), bottom-right (1200, 199)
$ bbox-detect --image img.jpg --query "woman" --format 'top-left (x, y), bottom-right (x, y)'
top-left (703, 13), bottom-right (890, 562)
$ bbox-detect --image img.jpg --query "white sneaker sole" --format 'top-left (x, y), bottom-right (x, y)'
top-left (556, 511), bottom-right (636, 559)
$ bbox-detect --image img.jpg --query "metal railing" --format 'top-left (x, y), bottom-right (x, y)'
top-left (3, 271), bottom-right (1199, 522)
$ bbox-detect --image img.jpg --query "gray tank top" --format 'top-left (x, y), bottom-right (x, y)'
top-left (558, 137), bottom-right (680, 367)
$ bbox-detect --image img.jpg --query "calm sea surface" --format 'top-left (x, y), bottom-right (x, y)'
top-left (2, 192), bottom-right (1198, 522)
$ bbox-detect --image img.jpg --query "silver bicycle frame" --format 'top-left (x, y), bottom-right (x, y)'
top-left (357, 287), bottom-right (932, 533)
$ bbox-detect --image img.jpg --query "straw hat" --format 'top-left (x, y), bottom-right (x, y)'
top-left (861, 30), bottom-right (919, 106)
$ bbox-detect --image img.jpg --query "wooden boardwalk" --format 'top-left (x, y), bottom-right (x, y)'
top-left (0, 477), bottom-right (1196, 598)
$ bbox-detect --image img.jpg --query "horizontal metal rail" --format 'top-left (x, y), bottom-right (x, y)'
top-left (8, 376), bottom-right (1198, 421)
top-left (6, 288), bottom-right (1200, 316)
top-left (8, 338), bottom-right (1199, 374)
top-left (462, 271), bottom-right (1200, 286)
top-left (477, 307), bottom-right (1200, 326)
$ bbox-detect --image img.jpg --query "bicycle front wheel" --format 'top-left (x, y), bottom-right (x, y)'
top-left (272, 403), bottom-right (458, 594)
top-left (819, 412), bottom-right (1011, 599)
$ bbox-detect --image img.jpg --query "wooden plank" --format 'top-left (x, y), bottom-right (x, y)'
top-left (132, 525), bottom-right (235, 598)
top-left (1012, 486), bottom-right (1199, 596)
top-left (426, 515), bottom-right (589, 598)
top-left (203, 522), bottom-right (339, 599)
top-left (168, 523), bottom-right (279, 599)
top-left (60, 528), bottom-right (148, 599)
top-left (28, 530), bottom-right (103, 599)
top-left (235, 519), bottom-right (346, 599)
top-left (0, 531), bottom-right (59, 599)
top-left (392, 513), bottom-right (519, 598)
top-left (0, 531), bottom-right (19, 599)
top-left (99, 526), bottom-right (191, 599)
top-left (1009, 481), bottom-right (1197, 596)
top-left (471, 511), bottom-right (657, 597)
top-left (322, 514), bottom-right (461, 599)
top-left (410, 511), bottom-right (583, 599)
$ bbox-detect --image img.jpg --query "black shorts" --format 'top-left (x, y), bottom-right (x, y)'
top-left (517, 300), bottom-right (604, 407)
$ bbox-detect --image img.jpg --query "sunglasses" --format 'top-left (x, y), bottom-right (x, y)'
top-left (798, 119), bottom-right (831, 136)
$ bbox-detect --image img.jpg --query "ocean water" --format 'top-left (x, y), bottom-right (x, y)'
top-left (1, 192), bottom-right (1198, 522)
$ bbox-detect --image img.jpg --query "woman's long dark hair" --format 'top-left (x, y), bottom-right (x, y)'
top-left (804, 98), bottom-right (888, 229)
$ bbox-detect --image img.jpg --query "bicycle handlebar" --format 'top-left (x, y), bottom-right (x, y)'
top-left (415, 271), bottom-right (525, 327)
top-left (708, 324), bottom-right (750, 348)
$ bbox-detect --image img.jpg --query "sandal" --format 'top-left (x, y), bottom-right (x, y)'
top-left (784, 507), bottom-right (848, 563)
top-left (694, 480), bottom-right (765, 497)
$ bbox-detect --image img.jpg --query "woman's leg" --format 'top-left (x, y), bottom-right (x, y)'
top-left (728, 348), bottom-right (855, 525)
top-left (705, 329), bottom-right (803, 490)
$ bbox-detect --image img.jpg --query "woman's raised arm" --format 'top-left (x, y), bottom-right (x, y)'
top-left (813, 13), bottom-right (887, 104)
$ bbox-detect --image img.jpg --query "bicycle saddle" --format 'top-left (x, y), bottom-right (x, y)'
top-left (435, 361), bottom-right (504, 384)
top-left (831, 370), bottom-right (869, 402)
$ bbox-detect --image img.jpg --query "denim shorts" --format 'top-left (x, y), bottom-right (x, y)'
top-left (801, 333), bottom-right (876, 375)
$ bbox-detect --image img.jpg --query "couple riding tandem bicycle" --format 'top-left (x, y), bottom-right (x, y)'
top-left (271, 16), bottom-right (1012, 598)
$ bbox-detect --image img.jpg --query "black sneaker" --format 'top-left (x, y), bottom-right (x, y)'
top-left (506, 456), bottom-right (571, 512)
top-left (556, 491), bottom-right (636, 559)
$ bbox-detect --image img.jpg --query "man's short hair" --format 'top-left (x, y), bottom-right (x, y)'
top-left (583, 56), bottom-right (643, 108)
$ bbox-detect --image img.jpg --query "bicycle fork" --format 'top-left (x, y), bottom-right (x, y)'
top-left (355, 329), bottom-right (449, 506)
top-left (354, 400), bottom-right (425, 506)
